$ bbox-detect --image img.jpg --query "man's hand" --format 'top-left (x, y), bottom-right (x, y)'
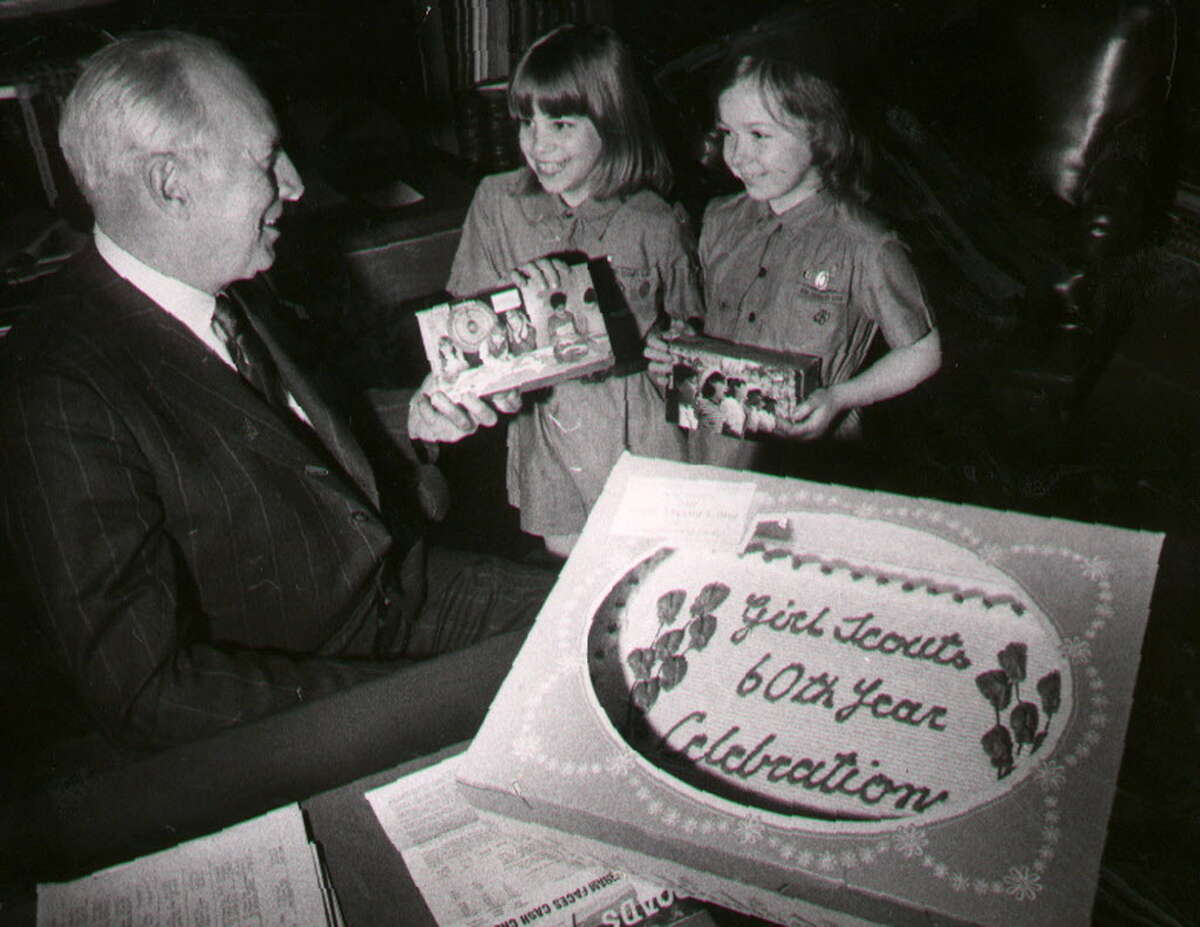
top-left (408, 374), bottom-right (521, 443)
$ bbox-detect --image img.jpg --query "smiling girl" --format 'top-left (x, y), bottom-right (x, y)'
top-left (652, 43), bottom-right (940, 475)
top-left (448, 24), bottom-right (701, 557)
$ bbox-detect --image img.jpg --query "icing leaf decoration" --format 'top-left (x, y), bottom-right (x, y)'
top-left (654, 628), bottom-right (686, 660)
top-left (690, 582), bottom-right (731, 618)
top-left (631, 678), bottom-right (660, 711)
top-left (657, 590), bottom-right (686, 625)
top-left (1010, 701), bottom-right (1039, 750)
top-left (976, 669), bottom-right (1013, 713)
top-left (1037, 671), bottom-right (1062, 716)
top-left (659, 654), bottom-right (688, 691)
top-left (687, 613), bottom-right (717, 650)
top-left (626, 647), bottom-right (656, 681)
top-left (998, 642), bottom-right (1027, 683)
top-left (982, 724), bottom-right (1014, 778)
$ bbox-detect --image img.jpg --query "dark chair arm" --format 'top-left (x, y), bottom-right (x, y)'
top-left (0, 627), bottom-right (528, 888)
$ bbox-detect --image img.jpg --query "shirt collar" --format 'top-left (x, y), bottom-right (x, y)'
top-left (773, 187), bottom-right (836, 229)
top-left (94, 225), bottom-right (232, 366)
top-left (92, 227), bottom-right (313, 426)
top-left (509, 168), bottom-right (623, 226)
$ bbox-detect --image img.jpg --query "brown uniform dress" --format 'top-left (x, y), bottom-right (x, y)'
top-left (448, 169), bottom-right (702, 536)
top-left (697, 189), bottom-right (934, 471)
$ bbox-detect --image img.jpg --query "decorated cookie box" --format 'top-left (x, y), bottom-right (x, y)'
top-left (416, 260), bottom-right (614, 402)
top-left (457, 454), bottom-right (1162, 926)
top-left (662, 333), bottom-right (822, 438)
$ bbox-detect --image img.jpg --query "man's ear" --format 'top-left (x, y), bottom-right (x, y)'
top-left (144, 153), bottom-right (191, 218)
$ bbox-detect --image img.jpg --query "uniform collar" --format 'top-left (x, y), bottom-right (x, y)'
top-left (509, 168), bottom-right (624, 228)
top-left (745, 187), bottom-right (836, 231)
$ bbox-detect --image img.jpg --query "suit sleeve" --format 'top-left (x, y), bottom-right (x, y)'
top-left (0, 367), bottom-right (399, 748)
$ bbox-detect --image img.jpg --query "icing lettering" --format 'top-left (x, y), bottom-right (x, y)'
top-left (736, 655), bottom-right (947, 732)
top-left (730, 595), bottom-right (828, 645)
top-left (736, 653), bottom-right (838, 709)
top-left (834, 676), bottom-right (949, 731)
top-left (833, 613), bottom-right (972, 670)
top-left (662, 712), bottom-right (950, 813)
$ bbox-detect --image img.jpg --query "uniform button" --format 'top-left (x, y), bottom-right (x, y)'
top-left (350, 510), bottom-right (369, 523)
top-left (757, 267), bottom-right (767, 277)
top-left (748, 312), bottom-right (757, 322)
top-left (720, 301), bottom-right (730, 311)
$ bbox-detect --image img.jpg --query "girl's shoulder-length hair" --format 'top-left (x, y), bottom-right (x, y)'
top-left (509, 23), bottom-right (672, 200)
top-left (711, 48), bottom-right (869, 202)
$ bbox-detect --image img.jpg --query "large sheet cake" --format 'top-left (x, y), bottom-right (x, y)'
top-left (457, 454), bottom-right (1162, 925)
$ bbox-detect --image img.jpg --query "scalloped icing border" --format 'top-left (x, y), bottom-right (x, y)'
top-left (741, 540), bottom-right (1030, 615)
top-left (505, 490), bottom-right (1114, 913)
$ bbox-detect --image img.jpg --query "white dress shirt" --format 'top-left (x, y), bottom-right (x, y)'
top-left (94, 227), bottom-right (312, 425)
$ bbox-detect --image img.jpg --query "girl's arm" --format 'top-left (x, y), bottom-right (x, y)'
top-left (782, 236), bottom-right (940, 440)
top-left (642, 204), bottom-right (704, 385)
top-left (659, 204), bottom-right (705, 327)
top-left (780, 328), bottom-right (941, 439)
top-left (447, 179), bottom-right (509, 297)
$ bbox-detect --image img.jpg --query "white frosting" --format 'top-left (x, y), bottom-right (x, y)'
top-left (585, 512), bottom-right (1073, 833)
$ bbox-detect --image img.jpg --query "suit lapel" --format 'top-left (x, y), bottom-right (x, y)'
top-left (243, 304), bottom-right (381, 505)
top-left (74, 250), bottom-right (380, 508)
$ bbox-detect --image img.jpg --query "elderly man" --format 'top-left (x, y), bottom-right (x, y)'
top-left (0, 31), bottom-right (551, 748)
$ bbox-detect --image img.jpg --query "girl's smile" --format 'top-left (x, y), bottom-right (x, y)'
top-left (717, 78), bottom-right (821, 214)
top-left (519, 106), bottom-right (603, 207)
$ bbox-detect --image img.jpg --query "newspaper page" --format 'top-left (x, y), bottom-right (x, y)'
top-left (365, 753), bottom-right (705, 927)
top-left (36, 803), bottom-right (333, 927)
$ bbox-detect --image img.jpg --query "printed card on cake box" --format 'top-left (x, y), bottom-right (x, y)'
top-left (416, 261), bottom-right (614, 402)
top-left (456, 454), bottom-right (1163, 927)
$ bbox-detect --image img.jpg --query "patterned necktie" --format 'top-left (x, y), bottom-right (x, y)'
top-left (210, 293), bottom-right (290, 410)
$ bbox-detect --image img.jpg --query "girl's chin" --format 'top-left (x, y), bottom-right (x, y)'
top-left (737, 179), bottom-right (773, 199)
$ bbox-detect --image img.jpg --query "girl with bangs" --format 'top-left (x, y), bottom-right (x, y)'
top-left (648, 33), bottom-right (941, 479)
top-left (448, 24), bottom-right (701, 558)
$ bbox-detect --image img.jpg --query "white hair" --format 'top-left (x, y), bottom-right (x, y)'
top-left (58, 31), bottom-right (257, 206)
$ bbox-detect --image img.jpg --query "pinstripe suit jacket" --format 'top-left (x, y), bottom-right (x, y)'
top-left (0, 246), bottom-right (420, 747)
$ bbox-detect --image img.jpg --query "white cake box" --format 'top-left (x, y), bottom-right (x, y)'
top-left (458, 455), bottom-right (1162, 926)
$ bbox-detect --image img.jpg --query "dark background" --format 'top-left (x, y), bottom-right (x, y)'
top-left (1, 4), bottom-right (1199, 924)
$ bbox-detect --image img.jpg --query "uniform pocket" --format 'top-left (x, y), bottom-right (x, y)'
top-left (610, 264), bottom-right (659, 332)
top-left (791, 276), bottom-right (849, 330)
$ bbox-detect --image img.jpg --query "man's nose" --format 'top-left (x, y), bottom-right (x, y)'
top-left (275, 151), bottom-right (305, 202)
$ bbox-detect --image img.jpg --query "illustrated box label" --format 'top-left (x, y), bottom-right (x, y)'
top-left (416, 261), bottom-right (614, 400)
top-left (662, 334), bottom-right (821, 437)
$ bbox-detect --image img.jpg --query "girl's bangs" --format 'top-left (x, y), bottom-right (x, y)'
top-left (509, 68), bottom-right (589, 120)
